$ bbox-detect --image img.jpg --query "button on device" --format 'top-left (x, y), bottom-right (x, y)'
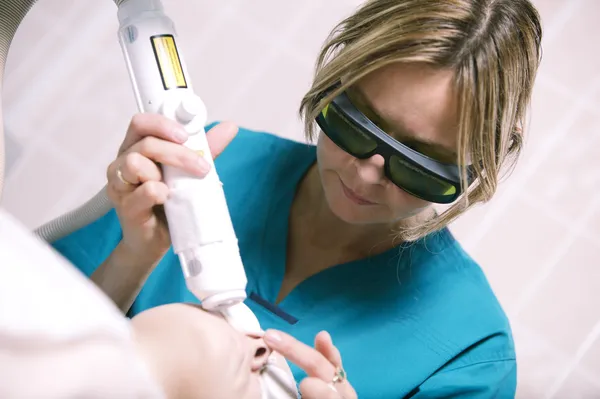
top-left (176, 94), bottom-right (205, 124)
top-left (161, 92), bottom-right (207, 136)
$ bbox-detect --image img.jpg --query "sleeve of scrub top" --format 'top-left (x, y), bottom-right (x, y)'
top-left (0, 209), bottom-right (164, 398)
top-left (411, 358), bottom-right (516, 398)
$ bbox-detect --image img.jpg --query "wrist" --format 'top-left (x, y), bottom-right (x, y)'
top-left (115, 240), bottom-right (168, 273)
top-left (90, 242), bottom-right (167, 312)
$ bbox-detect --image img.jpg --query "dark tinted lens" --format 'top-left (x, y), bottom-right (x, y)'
top-left (389, 154), bottom-right (457, 202)
top-left (322, 104), bottom-right (377, 156)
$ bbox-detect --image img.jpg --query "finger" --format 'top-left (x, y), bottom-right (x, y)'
top-left (299, 378), bottom-right (341, 399)
top-left (315, 331), bottom-right (343, 367)
top-left (205, 121), bottom-right (239, 159)
top-left (108, 152), bottom-right (162, 194)
top-left (264, 329), bottom-right (334, 381)
top-left (314, 332), bottom-right (356, 399)
top-left (106, 162), bottom-right (136, 201)
top-left (120, 181), bottom-right (170, 223)
top-left (119, 113), bottom-right (188, 155)
top-left (128, 136), bottom-right (210, 177)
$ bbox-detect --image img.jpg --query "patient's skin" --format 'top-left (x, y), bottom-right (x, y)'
top-left (130, 303), bottom-right (292, 399)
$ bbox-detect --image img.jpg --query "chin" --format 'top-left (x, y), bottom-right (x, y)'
top-left (322, 180), bottom-right (388, 225)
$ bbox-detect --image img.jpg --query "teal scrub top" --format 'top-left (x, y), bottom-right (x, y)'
top-left (52, 124), bottom-right (517, 399)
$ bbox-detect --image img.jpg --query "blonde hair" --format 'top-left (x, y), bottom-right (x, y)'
top-left (299, 0), bottom-right (543, 241)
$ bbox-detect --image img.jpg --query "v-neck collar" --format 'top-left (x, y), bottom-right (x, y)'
top-left (257, 142), bottom-right (410, 316)
top-left (256, 138), bottom-right (453, 319)
top-left (259, 143), bottom-right (315, 305)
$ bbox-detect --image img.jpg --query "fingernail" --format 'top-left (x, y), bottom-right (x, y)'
top-left (197, 157), bottom-right (211, 174)
top-left (175, 128), bottom-right (188, 141)
top-left (264, 330), bottom-right (282, 344)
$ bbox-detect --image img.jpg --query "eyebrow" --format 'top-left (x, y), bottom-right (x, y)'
top-left (348, 86), bottom-right (457, 158)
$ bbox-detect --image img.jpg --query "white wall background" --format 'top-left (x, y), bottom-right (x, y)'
top-left (2, 0), bottom-right (599, 397)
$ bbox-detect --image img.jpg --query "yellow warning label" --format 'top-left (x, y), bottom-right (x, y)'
top-left (150, 34), bottom-right (187, 90)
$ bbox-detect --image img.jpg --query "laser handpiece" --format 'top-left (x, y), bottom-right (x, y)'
top-left (116, 0), bottom-right (260, 333)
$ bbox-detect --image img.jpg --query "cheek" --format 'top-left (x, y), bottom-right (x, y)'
top-left (318, 132), bottom-right (432, 220)
top-left (243, 375), bottom-right (264, 399)
top-left (387, 186), bottom-right (431, 217)
top-left (317, 133), bottom-right (352, 170)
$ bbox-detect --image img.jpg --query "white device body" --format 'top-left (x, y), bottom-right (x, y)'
top-left (116, 0), bottom-right (260, 332)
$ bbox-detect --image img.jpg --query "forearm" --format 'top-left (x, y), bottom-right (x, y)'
top-left (91, 242), bottom-right (163, 313)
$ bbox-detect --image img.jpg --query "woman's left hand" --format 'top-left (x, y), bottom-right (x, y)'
top-left (264, 329), bottom-right (357, 399)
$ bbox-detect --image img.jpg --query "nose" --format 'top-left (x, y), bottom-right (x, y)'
top-left (356, 154), bottom-right (386, 184)
top-left (248, 336), bottom-right (272, 372)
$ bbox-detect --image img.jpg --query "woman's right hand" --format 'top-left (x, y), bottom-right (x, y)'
top-left (106, 114), bottom-right (238, 264)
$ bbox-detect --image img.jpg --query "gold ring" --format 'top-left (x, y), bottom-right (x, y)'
top-left (116, 166), bottom-right (136, 186)
top-left (332, 366), bottom-right (346, 384)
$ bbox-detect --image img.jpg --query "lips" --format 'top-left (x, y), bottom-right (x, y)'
top-left (339, 179), bottom-right (376, 206)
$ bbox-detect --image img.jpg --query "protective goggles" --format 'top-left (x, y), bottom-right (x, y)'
top-left (315, 85), bottom-right (474, 204)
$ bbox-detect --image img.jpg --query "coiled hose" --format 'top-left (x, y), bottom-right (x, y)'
top-left (0, 0), bottom-right (126, 242)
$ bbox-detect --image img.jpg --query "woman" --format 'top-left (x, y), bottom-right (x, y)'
top-left (0, 208), bottom-right (294, 399)
top-left (52, 0), bottom-right (542, 397)
top-left (129, 303), bottom-right (300, 399)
